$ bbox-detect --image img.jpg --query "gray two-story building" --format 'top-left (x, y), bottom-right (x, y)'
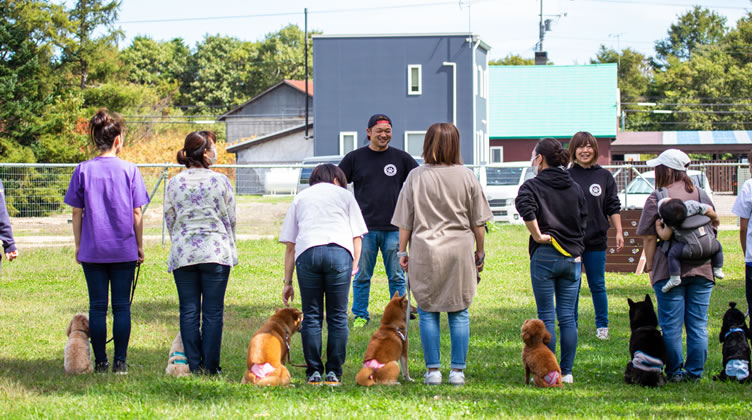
top-left (312, 33), bottom-right (490, 165)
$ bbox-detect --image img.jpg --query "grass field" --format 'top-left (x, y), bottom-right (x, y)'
top-left (1, 225), bottom-right (751, 418)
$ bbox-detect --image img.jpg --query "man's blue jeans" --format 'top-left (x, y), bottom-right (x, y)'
top-left (82, 261), bottom-right (137, 364)
top-left (296, 244), bottom-right (352, 377)
top-left (351, 230), bottom-right (406, 321)
top-left (652, 275), bottom-right (713, 379)
top-left (530, 245), bottom-right (581, 375)
top-left (577, 250), bottom-right (609, 329)
top-left (417, 308), bottom-right (470, 370)
top-left (173, 263), bottom-right (230, 374)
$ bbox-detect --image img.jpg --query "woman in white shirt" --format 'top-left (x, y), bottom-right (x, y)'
top-left (164, 130), bottom-right (237, 375)
top-left (280, 164), bottom-right (367, 386)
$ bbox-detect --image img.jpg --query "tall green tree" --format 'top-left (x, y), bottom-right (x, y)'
top-left (591, 46), bottom-right (651, 100)
top-left (655, 6), bottom-right (727, 62)
top-left (121, 36), bottom-right (189, 87)
top-left (489, 54), bottom-right (536, 65)
top-left (64, 0), bottom-right (122, 89)
top-left (251, 24), bottom-right (316, 97)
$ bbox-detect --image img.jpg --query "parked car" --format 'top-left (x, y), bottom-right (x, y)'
top-left (484, 162), bottom-right (534, 224)
top-left (618, 170), bottom-right (712, 210)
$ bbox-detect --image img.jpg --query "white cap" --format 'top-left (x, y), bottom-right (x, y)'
top-left (646, 149), bottom-right (690, 172)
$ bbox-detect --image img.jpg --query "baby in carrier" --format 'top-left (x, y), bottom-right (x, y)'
top-left (655, 196), bottom-right (724, 293)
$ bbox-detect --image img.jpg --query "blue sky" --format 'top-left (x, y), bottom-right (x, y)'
top-left (109, 0), bottom-right (749, 64)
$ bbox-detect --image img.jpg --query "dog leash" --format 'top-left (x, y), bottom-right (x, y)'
top-left (105, 262), bottom-right (141, 345)
top-left (284, 333), bottom-right (308, 368)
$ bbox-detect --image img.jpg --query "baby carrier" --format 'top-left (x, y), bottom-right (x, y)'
top-left (655, 187), bottom-right (720, 260)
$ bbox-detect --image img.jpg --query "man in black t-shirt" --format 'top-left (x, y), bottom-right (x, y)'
top-left (339, 114), bottom-right (419, 327)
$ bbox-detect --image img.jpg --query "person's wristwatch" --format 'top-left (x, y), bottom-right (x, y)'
top-left (283, 278), bottom-right (292, 286)
top-left (397, 251), bottom-right (408, 258)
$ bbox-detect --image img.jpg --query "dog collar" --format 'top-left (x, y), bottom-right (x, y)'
top-left (395, 327), bottom-right (406, 342)
top-left (725, 328), bottom-right (745, 339)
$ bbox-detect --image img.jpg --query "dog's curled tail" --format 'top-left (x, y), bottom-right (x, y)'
top-left (355, 367), bottom-right (376, 386)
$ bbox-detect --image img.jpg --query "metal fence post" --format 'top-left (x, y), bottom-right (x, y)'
top-left (162, 168), bottom-right (168, 245)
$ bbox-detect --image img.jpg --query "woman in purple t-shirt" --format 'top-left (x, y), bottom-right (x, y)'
top-left (64, 109), bottom-right (150, 375)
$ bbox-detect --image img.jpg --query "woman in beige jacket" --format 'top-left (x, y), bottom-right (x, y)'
top-left (392, 122), bottom-right (492, 386)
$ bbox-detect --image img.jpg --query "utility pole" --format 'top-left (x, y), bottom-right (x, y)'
top-left (538, 0), bottom-right (544, 52)
top-left (609, 33), bottom-right (624, 68)
top-left (304, 8), bottom-right (309, 139)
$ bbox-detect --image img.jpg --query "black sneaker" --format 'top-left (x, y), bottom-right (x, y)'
top-left (307, 371), bottom-right (323, 385)
top-left (112, 360), bottom-right (128, 375)
top-left (324, 371), bottom-right (341, 386)
top-left (94, 360), bottom-right (110, 373)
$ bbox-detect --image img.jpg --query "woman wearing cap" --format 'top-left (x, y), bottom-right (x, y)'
top-left (636, 148), bottom-right (715, 382)
top-left (165, 130), bottom-right (237, 375)
top-left (515, 137), bottom-right (587, 384)
top-left (392, 122), bottom-right (492, 386)
top-left (567, 132), bottom-right (623, 340)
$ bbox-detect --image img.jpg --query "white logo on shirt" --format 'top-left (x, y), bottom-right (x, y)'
top-left (589, 184), bottom-right (602, 197)
top-left (384, 164), bottom-right (397, 176)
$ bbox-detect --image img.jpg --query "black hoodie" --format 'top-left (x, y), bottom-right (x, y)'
top-left (515, 167), bottom-right (587, 258)
top-left (568, 164), bottom-right (621, 250)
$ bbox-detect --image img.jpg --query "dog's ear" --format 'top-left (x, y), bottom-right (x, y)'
top-left (627, 298), bottom-right (634, 307)
top-left (542, 328), bottom-right (551, 345)
top-left (644, 294), bottom-right (652, 304)
top-left (392, 291), bottom-right (401, 300)
top-left (66, 317), bottom-right (73, 337)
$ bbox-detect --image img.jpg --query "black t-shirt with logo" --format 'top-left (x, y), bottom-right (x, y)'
top-left (339, 146), bottom-right (419, 231)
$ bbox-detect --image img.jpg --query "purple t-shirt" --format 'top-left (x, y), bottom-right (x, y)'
top-left (64, 157), bottom-right (150, 263)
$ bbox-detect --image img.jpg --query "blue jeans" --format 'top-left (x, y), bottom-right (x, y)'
top-left (351, 230), bottom-right (406, 321)
top-left (746, 263), bottom-right (752, 314)
top-left (577, 250), bottom-right (609, 329)
top-left (296, 244), bottom-right (352, 377)
top-left (82, 261), bottom-right (137, 364)
top-left (173, 263), bottom-right (230, 374)
top-left (652, 275), bottom-right (713, 379)
top-left (417, 308), bottom-right (470, 370)
top-left (530, 245), bottom-right (581, 375)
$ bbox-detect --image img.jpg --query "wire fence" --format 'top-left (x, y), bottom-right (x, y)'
top-left (0, 161), bottom-right (748, 219)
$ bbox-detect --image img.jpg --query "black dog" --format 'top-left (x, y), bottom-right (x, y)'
top-left (624, 294), bottom-right (667, 387)
top-left (713, 302), bottom-right (752, 383)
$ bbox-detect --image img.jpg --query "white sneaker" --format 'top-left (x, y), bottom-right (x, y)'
top-left (424, 370), bottom-right (442, 385)
top-left (561, 374), bottom-right (574, 384)
top-left (713, 267), bottom-right (725, 279)
top-left (448, 370), bottom-right (465, 386)
top-left (596, 327), bottom-right (609, 340)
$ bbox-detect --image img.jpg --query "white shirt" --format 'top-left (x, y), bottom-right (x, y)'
top-left (279, 182), bottom-right (368, 261)
top-left (732, 178), bottom-right (752, 263)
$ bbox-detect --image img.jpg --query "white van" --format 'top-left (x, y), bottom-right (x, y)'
top-left (484, 162), bottom-right (535, 224)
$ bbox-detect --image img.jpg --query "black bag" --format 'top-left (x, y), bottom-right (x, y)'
top-left (655, 187), bottom-right (719, 260)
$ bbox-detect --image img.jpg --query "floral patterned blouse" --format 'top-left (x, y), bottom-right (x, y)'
top-left (164, 168), bottom-right (237, 272)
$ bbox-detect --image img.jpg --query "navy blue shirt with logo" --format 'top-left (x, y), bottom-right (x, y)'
top-left (568, 163), bottom-right (622, 251)
top-left (339, 146), bottom-right (419, 231)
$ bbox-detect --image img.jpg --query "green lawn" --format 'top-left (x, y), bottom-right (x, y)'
top-left (1, 226), bottom-right (751, 418)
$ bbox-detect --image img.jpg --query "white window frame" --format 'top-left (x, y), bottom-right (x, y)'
top-left (339, 131), bottom-right (357, 155)
top-left (407, 64), bottom-right (422, 95)
top-left (404, 131), bottom-right (426, 158)
top-left (490, 146), bottom-right (503, 164)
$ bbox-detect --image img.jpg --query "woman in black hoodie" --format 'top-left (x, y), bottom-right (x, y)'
top-left (515, 138), bottom-right (587, 384)
top-left (567, 132), bottom-right (623, 341)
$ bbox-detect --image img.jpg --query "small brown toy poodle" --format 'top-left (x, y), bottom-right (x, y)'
top-left (64, 314), bottom-right (93, 374)
top-left (521, 319), bottom-right (562, 388)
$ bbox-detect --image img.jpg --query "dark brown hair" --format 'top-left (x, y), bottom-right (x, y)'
top-left (422, 122), bottom-right (462, 165)
top-left (177, 131), bottom-right (215, 169)
top-left (89, 109), bottom-right (123, 151)
top-left (309, 163), bottom-right (347, 188)
top-left (535, 138), bottom-right (569, 168)
top-left (654, 164), bottom-right (694, 193)
top-left (569, 131), bottom-right (599, 164)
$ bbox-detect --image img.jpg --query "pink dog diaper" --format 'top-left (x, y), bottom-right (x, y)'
top-left (363, 359), bottom-right (385, 370)
top-left (543, 371), bottom-right (560, 385)
top-left (251, 362), bottom-right (276, 379)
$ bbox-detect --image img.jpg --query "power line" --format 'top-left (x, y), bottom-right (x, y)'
top-left (579, 0), bottom-right (751, 10)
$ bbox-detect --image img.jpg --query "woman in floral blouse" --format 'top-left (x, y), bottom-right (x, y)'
top-left (165, 130), bottom-right (237, 375)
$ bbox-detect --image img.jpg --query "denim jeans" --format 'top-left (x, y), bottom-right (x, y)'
top-left (82, 261), bottom-right (137, 364)
top-left (652, 275), bottom-right (713, 379)
top-left (417, 308), bottom-right (470, 370)
top-left (530, 245), bottom-right (581, 375)
top-left (351, 230), bottom-right (406, 321)
top-left (296, 244), bottom-right (352, 377)
top-left (746, 263), bottom-right (752, 314)
top-left (577, 250), bottom-right (609, 329)
top-left (173, 263), bottom-right (230, 373)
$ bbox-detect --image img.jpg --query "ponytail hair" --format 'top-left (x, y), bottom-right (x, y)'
top-left (89, 109), bottom-right (123, 151)
top-left (177, 131), bottom-right (216, 168)
top-left (535, 137), bottom-right (569, 168)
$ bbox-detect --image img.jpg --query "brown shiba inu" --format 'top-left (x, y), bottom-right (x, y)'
top-left (241, 307), bottom-right (303, 386)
